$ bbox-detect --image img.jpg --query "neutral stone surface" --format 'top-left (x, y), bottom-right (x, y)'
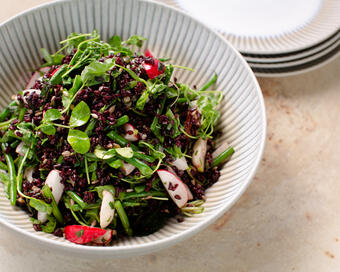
top-left (1, 1), bottom-right (340, 271)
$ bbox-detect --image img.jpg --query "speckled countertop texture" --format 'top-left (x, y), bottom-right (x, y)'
top-left (1, 1), bottom-right (340, 271)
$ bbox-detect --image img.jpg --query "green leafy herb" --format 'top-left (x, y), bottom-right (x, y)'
top-left (42, 109), bottom-right (61, 122)
top-left (41, 215), bottom-right (57, 233)
top-left (67, 129), bottom-right (90, 154)
top-left (69, 101), bottom-right (91, 127)
top-left (29, 198), bottom-right (52, 214)
top-left (40, 123), bottom-right (56, 135)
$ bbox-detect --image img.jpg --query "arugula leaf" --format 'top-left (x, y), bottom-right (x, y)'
top-left (108, 159), bottom-right (123, 169)
top-left (93, 185), bottom-right (115, 199)
top-left (41, 215), bottom-right (57, 233)
top-left (123, 35), bottom-right (146, 48)
top-left (81, 60), bottom-right (113, 86)
top-left (88, 161), bottom-right (97, 172)
top-left (108, 35), bottom-right (122, 48)
top-left (29, 198), bottom-right (52, 214)
top-left (69, 101), bottom-right (91, 127)
top-left (67, 129), bottom-right (90, 154)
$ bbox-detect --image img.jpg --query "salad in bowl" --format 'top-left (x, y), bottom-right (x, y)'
top-left (0, 31), bottom-right (234, 246)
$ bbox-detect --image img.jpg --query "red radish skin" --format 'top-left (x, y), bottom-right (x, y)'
top-left (157, 170), bottom-right (189, 208)
top-left (64, 225), bottom-right (108, 244)
top-left (145, 49), bottom-right (153, 58)
top-left (123, 123), bottom-right (139, 142)
top-left (92, 230), bottom-right (114, 245)
top-left (25, 67), bottom-right (50, 89)
top-left (51, 66), bottom-right (61, 77)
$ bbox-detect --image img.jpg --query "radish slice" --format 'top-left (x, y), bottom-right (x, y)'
top-left (145, 49), bottom-right (153, 58)
top-left (123, 123), bottom-right (139, 142)
top-left (157, 170), bottom-right (189, 208)
top-left (170, 156), bottom-right (189, 171)
top-left (92, 229), bottom-right (114, 245)
top-left (120, 162), bottom-right (135, 176)
top-left (192, 138), bottom-right (207, 172)
top-left (212, 142), bottom-right (230, 159)
top-left (25, 72), bottom-right (41, 89)
top-left (64, 225), bottom-right (108, 245)
top-left (15, 142), bottom-right (25, 156)
top-left (24, 167), bottom-right (34, 183)
top-left (39, 67), bottom-right (51, 74)
top-left (38, 170), bottom-right (64, 223)
top-left (183, 183), bottom-right (193, 200)
top-left (100, 190), bottom-right (115, 229)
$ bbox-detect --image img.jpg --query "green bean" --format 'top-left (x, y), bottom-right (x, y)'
top-left (0, 161), bottom-right (7, 171)
top-left (42, 185), bottom-right (64, 224)
top-left (122, 202), bottom-right (147, 207)
top-left (114, 200), bottom-right (132, 236)
top-left (84, 118), bottom-right (97, 136)
top-left (211, 146), bottom-right (235, 168)
top-left (122, 191), bottom-right (167, 200)
top-left (66, 191), bottom-right (87, 210)
top-left (18, 108), bottom-right (26, 122)
top-left (112, 115), bottom-right (129, 127)
top-left (0, 118), bottom-right (15, 129)
top-left (50, 64), bottom-right (67, 85)
top-left (1, 143), bottom-right (17, 205)
top-left (10, 140), bottom-right (20, 149)
top-left (118, 155), bottom-right (153, 176)
top-left (150, 97), bottom-right (165, 142)
top-left (107, 130), bottom-right (129, 146)
top-left (199, 74), bottom-right (217, 92)
top-left (0, 101), bottom-right (17, 122)
top-left (133, 151), bottom-right (155, 163)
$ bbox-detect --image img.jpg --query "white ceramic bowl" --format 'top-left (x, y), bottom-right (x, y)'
top-left (0, 0), bottom-right (266, 257)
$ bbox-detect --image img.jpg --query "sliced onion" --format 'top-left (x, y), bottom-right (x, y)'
top-left (100, 190), bottom-right (115, 229)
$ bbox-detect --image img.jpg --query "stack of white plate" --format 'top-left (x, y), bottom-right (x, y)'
top-left (158, 0), bottom-right (340, 76)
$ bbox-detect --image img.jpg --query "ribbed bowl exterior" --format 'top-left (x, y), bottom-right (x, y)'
top-left (0, 0), bottom-right (266, 257)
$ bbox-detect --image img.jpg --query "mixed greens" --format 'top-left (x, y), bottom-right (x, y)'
top-left (0, 31), bottom-right (234, 245)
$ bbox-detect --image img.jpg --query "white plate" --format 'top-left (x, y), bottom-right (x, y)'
top-left (249, 38), bottom-right (340, 69)
top-left (160, 0), bottom-right (340, 54)
top-left (0, 0), bottom-right (266, 258)
top-left (244, 31), bottom-right (340, 64)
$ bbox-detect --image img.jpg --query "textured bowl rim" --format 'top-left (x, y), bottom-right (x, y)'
top-left (0, 0), bottom-right (267, 257)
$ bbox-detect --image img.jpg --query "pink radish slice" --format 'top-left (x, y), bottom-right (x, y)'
top-left (15, 142), bottom-right (25, 156)
top-left (157, 169), bottom-right (189, 208)
top-left (39, 67), bottom-right (51, 74)
top-left (123, 123), bottom-right (139, 142)
top-left (99, 190), bottom-right (115, 229)
top-left (192, 138), bottom-right (207, 172)
top-left (212, 142), bottom-right (230, 159)
top-left (92, 229), bottom-right (113, 245)
top-left (24, 167), bottom-right (34, 183)
top-left (38, 170), bottom-right (64, 223)
top-left (183, 183), bottom-right (193, 200)
top-left (170, 156), bottom-right (188, 171)
top-left (120, 162), bottom-right (135, 176)
top-left (25, 72), bottom-right (41, 89)
top-left (25, 67), bottom-right (50, 89)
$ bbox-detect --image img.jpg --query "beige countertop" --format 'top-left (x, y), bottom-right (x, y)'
top-left (1, 1), bottom-right (340, 271)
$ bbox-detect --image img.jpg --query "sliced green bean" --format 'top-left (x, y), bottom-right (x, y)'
top-left (114, 200), bottom-right (132, 236)
top-left (107, 130), bottom-right (129, 146)
top-left (118, 155), bottom-right (153, 176)
top-left (211, 146), bottom-right (234, 168)
top-left (133, 151), bottom-right (155, 163)
top-left (42, 185), bottom-right (64, 224)
top-left (1, 143), bottom-right (17, 205)
top-left (199, 74), bottom-right (217, 92)
top-left (66, 191), bottom-right (87, 210)
top-left (18, 108), bottom-right (27, 122)
top-left (122, 191), bottom-right (167, 200)
top-left (112, 115), bottom-right (129, 127)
